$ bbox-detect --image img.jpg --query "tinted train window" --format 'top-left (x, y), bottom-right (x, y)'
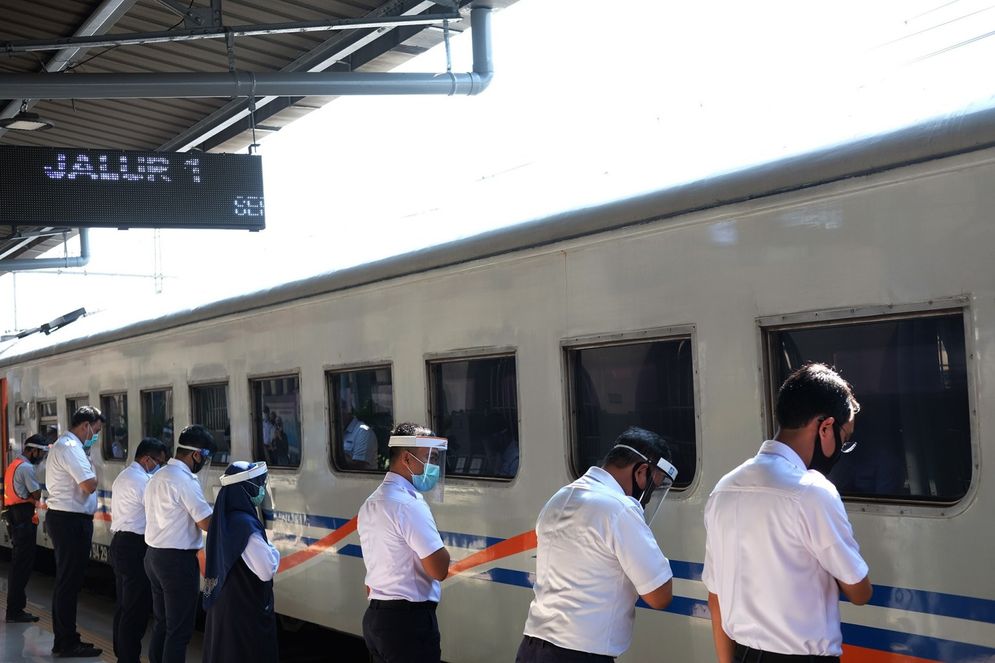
top-left (100, 393), bottom-right (129, 461)
top-left (141, 388), bottom-right (174, 449)
top-left (429, 355), bottom-right (519, 480)
top-left (568, 338), bottom-right (696, 488)
top-left (38, 400), bottom-right (57, 439)
top-left (65, 397), bottom-right (88, 444)
top-left (191, 383), bottom-right (231, 466)
top-left (766, 312), bottom-right (972, 503)
top-left (251, 376), bottom-right (302, 469)
top-left (328, 367), bottom-right (393, 472)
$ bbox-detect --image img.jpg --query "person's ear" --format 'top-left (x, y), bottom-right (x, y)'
top-left (818, 416), bottom-right (837, 454)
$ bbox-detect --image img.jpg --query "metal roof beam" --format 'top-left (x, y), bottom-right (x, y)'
top-left (0, 13), bottom-right (461, 52)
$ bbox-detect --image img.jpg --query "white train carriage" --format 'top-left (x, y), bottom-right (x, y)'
top-left (3, 106), bottom-right (995, 662)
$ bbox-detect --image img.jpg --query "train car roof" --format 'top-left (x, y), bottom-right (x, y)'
top-left (4, 101), bottom-right (995, 367)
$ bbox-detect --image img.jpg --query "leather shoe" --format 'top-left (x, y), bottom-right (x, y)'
top-left (52, 641), bottom-right (94, 654)
top-left (56, 643), bottom-right (102, 658)
top-left (5, 611), bottom-right (39, 623)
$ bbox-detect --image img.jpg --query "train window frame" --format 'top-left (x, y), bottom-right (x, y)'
top-left (37, 399), bottom-right (58, 437)
top-left (561, 325), bottom-right (702, 497)
top-left (189, 381), bottom-right (232, 467)
top-left (65, 395), bottom-right (89, 428)
top-left (425, 348), bottom-right (521, 483)
top-left (324, 361), bottom-right (395, 475)
top-left (758, 298), bottom-right (979, 517)
top-left (140, 386), bottom-right (175, 450)
top-left (99, 391), bottom-right (130, 462)
top-left (248, 371), bottom-right (303, 472)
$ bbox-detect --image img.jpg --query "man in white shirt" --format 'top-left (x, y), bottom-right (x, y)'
top-left (343, 414), bottom-right (378, 469)
top-left (358, 423), bottom-right (450, 663)
top-left (110, 437), bottom-right (169, 663)
top-left (703, 363), bottom-right (872, 663)
top-left (46, 405), bottom-right (103, 658)
top-left (518, 427), bottom-right (676, 662)
top-left (144, 425), bottom-right (215, 663)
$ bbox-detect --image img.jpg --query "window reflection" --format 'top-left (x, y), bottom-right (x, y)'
top-left (191, 383), bottom-right (231, 466)
top-left (329, 367), bottom-right (393, 472)
top-left (141, 389), bottom-right (173, 450)
top-left (100, 393), bottom-right (129, 461)
top-left (251, 376), bottom-right (302, 469)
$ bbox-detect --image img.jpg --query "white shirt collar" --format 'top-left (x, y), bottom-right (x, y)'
top-left (65, 431), bottom-right (82, 445)
top-left (167, 457), bottom-right (194, 478)
top-left (382, 471), bottom-right (416, 496)
top-left (128, 461), bottom-right (145, 474)
top-left (758, 439), bottom-right (807, 471)
top-left (585, 465), bottom-right (627, 498)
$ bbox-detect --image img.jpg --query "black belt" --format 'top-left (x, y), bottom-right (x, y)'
top-left (47, 509), bottom-right (94, 519)
top-left (735, 643), bottom-right (839, 663)
top-left (521, 637), bottom-right (613, 662)
top-left (112, 531), bottom-right (146, 541)
top-left (368, 599), bottom-right (437, 611)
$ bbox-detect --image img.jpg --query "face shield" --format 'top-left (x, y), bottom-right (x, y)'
top-left (388, 435), bottom-right (448, 503)
top-left (219, 461), bottom-right (268, 507)
top-left (614, 444), bottom-right (678, 525)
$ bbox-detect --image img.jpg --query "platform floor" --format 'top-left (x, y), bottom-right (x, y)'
top-left (0, 556), bottom-right (201, 662)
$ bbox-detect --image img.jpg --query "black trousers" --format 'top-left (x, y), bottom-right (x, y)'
top-left (515, 636), bottom-right (615, 663)
top-left (145, 547), bottom-right (200, 663)
top-left (5, 518), bottom-right (37, 618)
top-left (46, 510), bottom-right (93, 651)
top-left (110, 531), bottom-right (152, 663)
top-left (734, 643), bottom-right (840, 663)
top-left (362, 599), bottom-right (441, 663)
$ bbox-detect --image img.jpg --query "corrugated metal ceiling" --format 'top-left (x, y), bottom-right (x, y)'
top-left (0, 0), bottom-right (510, 267)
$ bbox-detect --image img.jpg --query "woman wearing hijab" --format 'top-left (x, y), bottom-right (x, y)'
top-left (202, 461), bottom-right (280, 663)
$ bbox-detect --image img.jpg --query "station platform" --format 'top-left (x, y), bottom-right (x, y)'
top-left (0, 554), bottom-right (369, 662)
top-left (0, 555), bottom-right (199, 662)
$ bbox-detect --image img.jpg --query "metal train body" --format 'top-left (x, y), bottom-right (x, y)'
top-left (3, 109), bottom-right (995, 662)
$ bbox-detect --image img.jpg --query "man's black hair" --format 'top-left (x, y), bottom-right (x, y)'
top-left (135, 437), bottom-right (169, 461)
top-left (70, 405), bottom-right (102, 428)
top-left (601, 426), bottom-right (671, 469)
top-left (175, 424), bottom-right (216, 457)
top-left (775, 362), bottom-right (860, 430)
top-left (387, 422), bottom-right (434, 462)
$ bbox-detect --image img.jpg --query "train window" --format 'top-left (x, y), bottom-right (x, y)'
top-left (765, 312), bottom-right (972, 503)
top-left (327, 367), bottom-right (394, 472)
top-left (428, 355), bottom-right (519, 480)
top-left (38, 400), bottom-right (58, 439)
top-left (66, 397), bottom-right (88, 420)
top-left (141, 388), bottom-right (174, 450)
top-left (567, 338), bottom-right (697, 489)
top-left (191, 383), bottom-right (231, 466)
top-left (250, 375), bottom-right (302, 469)
top-left (100, 393), bottom-right (129, 461)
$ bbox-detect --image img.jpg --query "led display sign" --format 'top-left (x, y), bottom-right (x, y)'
top-left (0, 145), bottom-right (264, 230)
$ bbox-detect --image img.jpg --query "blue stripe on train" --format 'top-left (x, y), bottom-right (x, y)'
top-left (264, 509), bottom-right (995, 626)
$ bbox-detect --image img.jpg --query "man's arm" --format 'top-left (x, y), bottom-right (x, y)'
top-left (420, 546), bottom-right (451, 581)
top-left (27, 488), bottom-right (43, 503)
top-left (640, 578), bottom-right (673, 609)
top-left (78, 477), bottom-right (98, 495)
top-left (708, 592), bottom-right (735, 663)
top-left (196, 515), bottom-right (211, 532)
top-left (838, 575), bottom-right (873, 605)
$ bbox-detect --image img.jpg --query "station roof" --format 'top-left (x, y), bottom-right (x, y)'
top-left (0, 0), bottom-right (510, 269)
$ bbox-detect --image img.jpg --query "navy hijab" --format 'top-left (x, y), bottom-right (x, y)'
top-left (203, 461), bottom-right (268, 611)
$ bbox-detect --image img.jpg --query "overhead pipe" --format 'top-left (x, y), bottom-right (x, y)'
top-left (0, 7), bottom-right (494, 99)
top-left (0, 229), bottom-right (91, 272)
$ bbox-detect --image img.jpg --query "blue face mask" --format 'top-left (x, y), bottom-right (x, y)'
top-left (82, 431), bottom-right (98, 450)
top-left (147, 463), bottom-right (162, 476)
top-left (406, 452), bottom-right (441, 493)
top-left (243, 482), bottom-right (266, 506)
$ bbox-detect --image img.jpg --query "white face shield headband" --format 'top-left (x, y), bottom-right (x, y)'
top-left (613, 444), bottom-right (678, 525)
top-left (387, 435), bottom-right (448, 502)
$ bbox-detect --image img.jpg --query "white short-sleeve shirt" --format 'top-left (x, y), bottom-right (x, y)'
top-left (343, 418), bottom-right (377, 466)
top-left (523, 466), bottom-right (674, 657)
top-left (46, 432), bottom-right (98, 514)
top-left (702, 440), bottom-right (869, 657)
top-left (110, 462), bottom-right (152, 535)
top-left (144, 458), bottom-right (213, 550)
top-left (358, 472), bottom-right (445, 603)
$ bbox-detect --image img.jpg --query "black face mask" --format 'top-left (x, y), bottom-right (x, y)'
top-left (630, 462), bottom-right (650, 503)
top-left (191, 454), bottom-right (206, 474)
top-left (28, 452), bottom-right (44, 465)
top-left (808, 425), bottom-right (843, 475)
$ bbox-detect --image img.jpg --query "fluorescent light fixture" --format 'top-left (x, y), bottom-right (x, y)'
top-left (0, 110), bottom-right (55, 131)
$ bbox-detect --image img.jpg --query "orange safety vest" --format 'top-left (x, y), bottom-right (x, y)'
top-left (3, 457), bottom-right (39, 525)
